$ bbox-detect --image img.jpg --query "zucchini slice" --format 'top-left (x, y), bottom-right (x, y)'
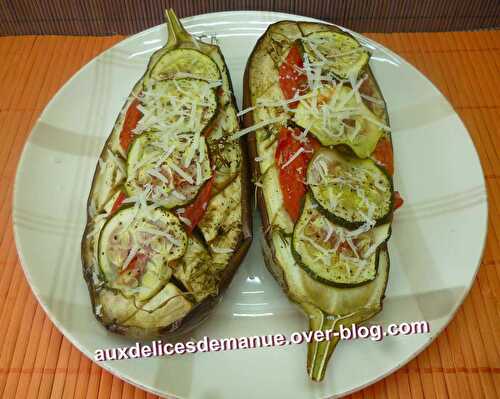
top-left (98, 206), bottom-right (187, 301)
top-left (150, 48), bottom-right (221, 82)
top-left (302, 31), bottom-right (369, 79)
top-left (140, 78), bottom-right (218, 136)
top-left (307, 148), bottom-right (393, 228)
top-left (293, 83), bottom-right (388, 158)
top-left (125, 131), bottom-right (212, 208)
top-left (292, 193), bottom-right (390, 287)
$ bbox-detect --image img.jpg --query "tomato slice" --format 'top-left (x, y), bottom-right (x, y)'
top-left (183, 175), bottom-right (215, 233)
top-left (110, 191), bottom-right (126, 214)
top-left (119, 253), bottom-right (147, 277)
top-left (394, 191), bottom-right (404, 210)
top-left (119, 98), bottom-right (142, 152)
top-left (276, 127), bottom-right (320, 221)
top-left (372, 137), bottom-right (394, 176)
top-left (120, 256), bottom-right (138, 275)
top-left (279, 42), bottom-right (307, 108)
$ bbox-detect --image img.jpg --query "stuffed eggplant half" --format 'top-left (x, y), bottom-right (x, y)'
top-left (81, 10), bottom-right (252, 339)
top-left (243, 21), bottom-right (401, 381)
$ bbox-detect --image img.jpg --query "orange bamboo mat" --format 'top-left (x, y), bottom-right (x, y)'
top-left (0, 31), bottom-right (498, 399)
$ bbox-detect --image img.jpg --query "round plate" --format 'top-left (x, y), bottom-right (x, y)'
top-left (13, 11), bottom-right (487, 399)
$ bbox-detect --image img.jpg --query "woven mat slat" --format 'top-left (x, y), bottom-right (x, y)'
top-left (0, 31), bottom-right (498, 399)
top-left (1, 1), bottom-right (499, 35)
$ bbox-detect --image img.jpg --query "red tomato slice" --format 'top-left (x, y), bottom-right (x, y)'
top-left (110, 191), bottom-right (126, 214)
top-left (183, 175), bottom-right (215, 233)
top-left (119, 98), bottom-right (142, 152)
top-left (372, 137), bottom-right (394, 176)
top-left (120, 256), bottom-right (138, 275)
top-left (394, 191), bottom-right (404, 210)
top-left (279, 43), bottom-right (307, 108)
top-left (276, 127), bottom-right (320, 221)
top-left (119, 253), bottom-right (147, 277)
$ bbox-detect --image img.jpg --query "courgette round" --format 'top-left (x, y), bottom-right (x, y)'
top-left (125, 131), bottom-right (212, 209)
top-left (141, 78), bottom-right (218, 136)
top-left (98, 206), bottom-right (188, 301)
top-left (307, 148), bottom-right (393, 228)
top-left (293, 83), bottom-right (387, 158)
top-left (291, 193), bottom-right (390, 287)
top-left (302, 30), bottom-right (369, 79)
top-left (150, 48), bottom-right (221, 82)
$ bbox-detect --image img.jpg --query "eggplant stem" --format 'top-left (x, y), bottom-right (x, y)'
top-left (301, 304), bottom-right (383, 381)
top-left (165, 8), bottom-right (193, 48)
top-left (301, 304), bottom-right (339, 382)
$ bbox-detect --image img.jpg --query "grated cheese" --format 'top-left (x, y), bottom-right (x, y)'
top-left (231, 116), bottom-right (286, 140)
top-left (137, 226), bottom-right (182, 246)
top-left (281, 147), bottom-right (305, 169)
top-left (147, 168), bottom-right (169, 184)
top-left (168, 161), bottom-right (194, 185)
top-left (178, 216), bottom-right (192, 226)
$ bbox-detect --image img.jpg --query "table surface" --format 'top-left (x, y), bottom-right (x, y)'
top-left (0, 30), bottom-right (498, 399)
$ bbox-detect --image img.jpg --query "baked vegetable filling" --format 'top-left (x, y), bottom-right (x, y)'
top-left (98, 207), bottom-right (187, 300)
top-left (125, 131), bottom-right (212, 208)
top-left (293, 83), bottom-right (388, 158)
top-left (137, 78), bottom-right (219, 136)
top-left (307, 148), bottom-right (392, 227)
top-left (292, 194), bottom-right (390, 286)
top-left (302, 31), bottom-right (370, 79)
top-left (150, 48), bottom-right (221, 82)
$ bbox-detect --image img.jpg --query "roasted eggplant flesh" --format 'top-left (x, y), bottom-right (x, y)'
top-left (244, 20), bottom-right (395, 381)
top-left (81, 9), bottom-right (251, 339)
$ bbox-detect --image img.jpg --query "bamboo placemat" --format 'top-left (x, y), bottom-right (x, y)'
top-left (0, 0), bottom-right (499, 35)
top-left (0, 30), bottom-right (498, 398)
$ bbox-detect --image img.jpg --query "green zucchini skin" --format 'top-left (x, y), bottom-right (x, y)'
top-left (308, 148), bottom-right (395, 230)
top-left (293, 84), bottom-right (387, 159)
top-left (81, 10), bottom-right (252, 340)
top-left (141, 77), bottom-right (220, 138)
top-left (314, 190), bottom-right (395, 231)
top-left (149, 48), bottom-right (221, 82)
top-left (291, 240), bottom-right (381, 289)
top-left (97, 206), bottom-right (187, 301)
top-left (124, 130), bottom-right (212, 209)
top-left (301, 30), bottom-right (370, 80)
top-left (291, 193), bottom-right (391, 288)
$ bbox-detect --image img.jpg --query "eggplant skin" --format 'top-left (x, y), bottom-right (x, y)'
top-left (81, 13), bottom-right (252, 340)
top-left (243, 20), bottom-right (390, 306)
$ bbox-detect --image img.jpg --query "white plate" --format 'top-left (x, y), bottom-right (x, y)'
top-left (13, 11), bottom-right (488, 399)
